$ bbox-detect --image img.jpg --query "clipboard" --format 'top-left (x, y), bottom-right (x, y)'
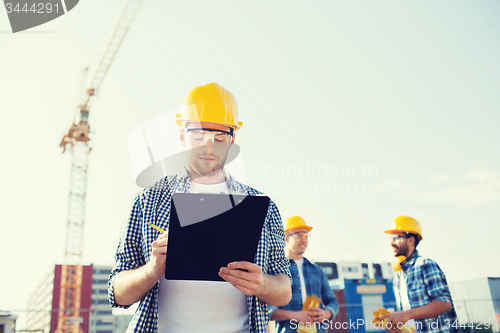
top-left (165, 192), bottom-right (270, 282)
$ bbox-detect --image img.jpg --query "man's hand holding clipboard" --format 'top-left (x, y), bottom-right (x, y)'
top-left (219, 261), bottom-right (265, 296)
top-left (219, 260), bottom-right (291, 305)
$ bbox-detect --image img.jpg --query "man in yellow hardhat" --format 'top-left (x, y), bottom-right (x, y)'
top-left (108, 83), bottom-right (292, 333)
top-left (381, 216), bottom-right (459, 333)
top-left (269, 216), bottom-right (339, 333)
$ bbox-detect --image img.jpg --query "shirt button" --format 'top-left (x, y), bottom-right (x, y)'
top-left (298, 287), bottom-right (301, 290)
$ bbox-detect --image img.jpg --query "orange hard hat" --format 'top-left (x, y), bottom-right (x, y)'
top-left (384, 215), bottom-right (423, 240)
top-left (284, 216), bottom-right (313, 233)
top-left (175, 82), bottom-right (243, 130)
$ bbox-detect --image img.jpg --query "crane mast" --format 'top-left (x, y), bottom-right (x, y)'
top-left (56, 1), bottom-right (143, 332)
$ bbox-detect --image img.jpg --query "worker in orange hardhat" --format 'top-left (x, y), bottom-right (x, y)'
top-left (380, 216), bottom-right (459, 333)
top-left (175, 82), bottom-right (243, 182)
top-left (269, 216), bottom-right (339, 333)
top-left (109, 83), bottom-right (292, 333)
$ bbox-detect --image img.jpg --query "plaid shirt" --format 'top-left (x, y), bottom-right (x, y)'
top-left (108, 169), bottom-right (291, 333)
top-left (269, 257), bottom-right (339, 333)
top-left (394, 250), bottom-right (459, 333)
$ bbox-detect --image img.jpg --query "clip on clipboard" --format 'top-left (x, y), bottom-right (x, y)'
top-left (165, 193), bottom-right (270, 282)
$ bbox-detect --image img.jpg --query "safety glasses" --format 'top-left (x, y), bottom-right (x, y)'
top-left (290, 232), bottom-right (311, 240)
top-left (185, 128), bottom-right (233, 146)
top-left (391, 234), bottom-right (409, 241)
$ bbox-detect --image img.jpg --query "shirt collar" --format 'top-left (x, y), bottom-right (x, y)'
top-left (290, 257), bottom-right (310, 265)
top-left (401, 249), bottom-right (419, 271)
top-left (176, 168), bottom-right (191, 183)
top-left (175, 168), bottom-right (246, 194)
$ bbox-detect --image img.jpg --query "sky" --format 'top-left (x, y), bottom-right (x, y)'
top-left (1, 0), bottom-right (499, 327)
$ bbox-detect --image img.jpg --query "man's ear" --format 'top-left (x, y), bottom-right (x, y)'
top-left (231, 133), bottom-right (236, 145)
top-left (407, 235), bottom-right (415, 247)
top-left (179, 128), bottom-right (186, 147)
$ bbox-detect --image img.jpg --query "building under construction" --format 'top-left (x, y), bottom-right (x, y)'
top-left (25, 265), bottom-right (132, 333)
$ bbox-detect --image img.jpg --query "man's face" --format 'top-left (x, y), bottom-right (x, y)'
top-left (390, 232), bottom-right (411, 257)
top-left (286, 227), bottom-right (310, 256)
top-left (180, 121), bottom-right (235, 177)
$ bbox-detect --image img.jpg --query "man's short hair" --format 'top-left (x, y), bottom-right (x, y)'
top-left (409, 233), bottom-right (420, 247)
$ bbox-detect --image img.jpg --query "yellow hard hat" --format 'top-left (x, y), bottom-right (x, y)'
top-left (175, 82), bottom-right (243, 130)
top-left (284, 216), bottom-right (313, 233)
top-left (384, 215), bottom-right (423, 240)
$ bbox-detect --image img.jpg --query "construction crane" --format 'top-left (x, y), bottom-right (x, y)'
top-left (56, 1), bottom-right (143, 332)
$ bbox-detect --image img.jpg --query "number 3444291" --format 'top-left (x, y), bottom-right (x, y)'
top-left (5, 3), bottom-right (60, 14)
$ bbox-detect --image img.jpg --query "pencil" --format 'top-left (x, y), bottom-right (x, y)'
top-left (147, 222), bottom-right (166, 233)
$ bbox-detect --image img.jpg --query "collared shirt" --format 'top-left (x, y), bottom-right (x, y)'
top-left (269, 257), bottom-right (339, 333)
top-left (394, 250), bottom-right (460, 333)
top-left (108, 169), bottom-right (291, 333)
